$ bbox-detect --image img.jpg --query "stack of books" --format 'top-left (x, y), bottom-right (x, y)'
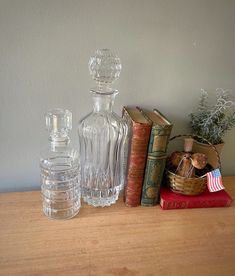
top-left (122, 106), bottom-right (172, 207)
top-left (122, 106), bottom-right (233, 209)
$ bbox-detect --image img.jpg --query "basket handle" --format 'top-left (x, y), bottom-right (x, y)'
top-left (169, 134), bottom-right (221, 169)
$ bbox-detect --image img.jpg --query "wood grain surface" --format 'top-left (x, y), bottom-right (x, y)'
top-left (1, 176), bottom-right (235, 276)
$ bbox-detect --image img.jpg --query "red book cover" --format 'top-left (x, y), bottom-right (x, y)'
top-left (160, 187), bottom-right (233, 210)
top-left (122, 107), bottom-right (152, 207)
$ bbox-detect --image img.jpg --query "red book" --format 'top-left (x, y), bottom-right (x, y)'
top-left (160, 187), bottom-right (233, 210)
top-left (122, 107), bottom-right (152, 207)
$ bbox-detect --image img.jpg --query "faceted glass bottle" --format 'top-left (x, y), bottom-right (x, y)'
top-left (78, 49), bottom-right (128, 207)
top-left (40, 108), bottom-right (81, 219)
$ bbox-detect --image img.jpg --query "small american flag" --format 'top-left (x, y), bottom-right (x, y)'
top-left (206, 169), bottom-right (224, 192)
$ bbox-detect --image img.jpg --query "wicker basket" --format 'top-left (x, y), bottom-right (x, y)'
top-left (166, 134), bottom-right (221, 196)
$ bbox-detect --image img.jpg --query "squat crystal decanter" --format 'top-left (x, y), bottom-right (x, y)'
top-left (40, 108), bottom-right (81, 219)
top-left (78, 49), bottom-right (128, 207)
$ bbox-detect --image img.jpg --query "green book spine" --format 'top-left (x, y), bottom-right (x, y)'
top-left (146, 125), bottom-right (172, 157)
top-left (141, 154), bottom-right (167, 206)
top-left (138, 108), bottom-right (173, 206)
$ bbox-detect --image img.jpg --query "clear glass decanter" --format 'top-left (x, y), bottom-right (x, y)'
top-left (78, 49), bottom-right (128, 207)
top-left (40, 108), bottom-right (81, 219)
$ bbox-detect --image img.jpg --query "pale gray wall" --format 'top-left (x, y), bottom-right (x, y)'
top-left (0, 0), bottom-right (234, 192)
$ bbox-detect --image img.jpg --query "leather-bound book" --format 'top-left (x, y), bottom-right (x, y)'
top-left (160, 187), bottom-right (233, 209)
top-left (122, 107), bottom-right (152, 207)
top-left (137, 108), bottom-right (173, 206)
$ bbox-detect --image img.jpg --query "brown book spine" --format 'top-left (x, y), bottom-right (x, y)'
top-left (123, 107), bottom-right (152, 207)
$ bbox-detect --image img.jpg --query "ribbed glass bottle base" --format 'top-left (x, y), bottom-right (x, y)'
top-left (40, 163), bottom-right (80, 220)
top-left (42, 200), bottom-right (80, 220)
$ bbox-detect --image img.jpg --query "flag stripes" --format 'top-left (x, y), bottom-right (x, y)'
top-left (207, 169), bottom-right (224, 192)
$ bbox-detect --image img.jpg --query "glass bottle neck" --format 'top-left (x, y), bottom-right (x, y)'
top-left (91, 89), bottom-right (118, 112)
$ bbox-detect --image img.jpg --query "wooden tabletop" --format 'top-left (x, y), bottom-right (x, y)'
top-left (1, 176), bottom-right (235, 276)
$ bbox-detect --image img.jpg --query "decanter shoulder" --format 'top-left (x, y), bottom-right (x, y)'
top-left (78, 111), bottom-right (126, 132)
top-left (40, 146), bottom-right (78, 168)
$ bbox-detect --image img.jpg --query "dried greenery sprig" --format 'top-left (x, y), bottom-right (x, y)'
top-left (190, 88), bottom-right (235, 144)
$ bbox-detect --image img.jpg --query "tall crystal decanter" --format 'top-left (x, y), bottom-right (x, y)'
top-left (40, 108), bottom-right (81, 219)
top-left (78, 49), bottom-right (128, 207)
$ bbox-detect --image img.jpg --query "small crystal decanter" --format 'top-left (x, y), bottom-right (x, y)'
top-left (78, 49), bottom-right (128, 207)
top-left (40, 108), bottom-right (81, 219)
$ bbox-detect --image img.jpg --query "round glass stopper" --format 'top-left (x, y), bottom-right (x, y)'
top-left (88, 49), bottom-right (122, 86)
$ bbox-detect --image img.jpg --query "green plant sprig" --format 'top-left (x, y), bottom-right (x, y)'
top-left (190, 88), bottom-right (235, 144)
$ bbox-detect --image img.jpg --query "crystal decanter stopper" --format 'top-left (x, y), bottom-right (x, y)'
top-left (78, 49), bottom-right (128, 207)
top-left (40, 108), bottom-right (81, 219)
